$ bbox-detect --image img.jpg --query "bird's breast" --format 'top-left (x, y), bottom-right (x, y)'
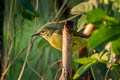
top-left (49, 33), bottom-right (62, 51)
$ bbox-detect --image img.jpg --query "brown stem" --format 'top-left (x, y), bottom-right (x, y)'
top-left (61, 22), bottom-right (72, 80)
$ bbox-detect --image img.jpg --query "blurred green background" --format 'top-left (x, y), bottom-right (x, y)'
top-left (3, 0), bottom-right (120, 80)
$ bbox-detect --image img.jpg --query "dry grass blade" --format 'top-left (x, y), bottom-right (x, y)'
top-left (18, 37), bottom-right (34, 80)
top-left (40, 14), bottom-right (80, 30)
top-left (53, 0), bottom-right (67, 21)
top-left (50, 60), bottom-right (62, 68)
top-left (3, 41), bottom-right (13, 71)
top-left (27, 61), bottom-right (43, 79)
top-left (54, 67), bottom-right (62, 80)
top-left (1, 47), bottom-right (27, 80)
top-left (42, 59), bottom-right (62, 79)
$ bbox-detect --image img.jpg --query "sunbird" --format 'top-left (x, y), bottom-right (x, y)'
top-left (32, 27), bottom-right (87, 51)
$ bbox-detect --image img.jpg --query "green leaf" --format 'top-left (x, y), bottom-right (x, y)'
top-left (90, 53), bottom-right (99, 60)
top-left (110, 66), bottom-right (120, 80)
top-left (77, 14), bottom-right (86, 32)
top-left (100, 52), bottom-right (109, 61)
top-left (86, 9), bottom-right (108, 23)
top-left (70, 1), bottom-right (94, 15)
top-left (112, 37), bottom-right (120, 54)
top-left (104, 16), bottom-right (119, 23)
top-left (86, 8), bottom-right (119, 23)
top-left (88, 27), bottom-right (120, 50)
top-left (90, 52), bottom-right (109, 62)
top-left (73, 60), bottom-right (96, 79)
top-left (74, 57), bottom-right (96, 64)
top-left (91, 63), bottom-right (107, 80)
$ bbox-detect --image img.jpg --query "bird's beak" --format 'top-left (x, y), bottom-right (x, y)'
top-left (32, 32), bottom-right (40, 37)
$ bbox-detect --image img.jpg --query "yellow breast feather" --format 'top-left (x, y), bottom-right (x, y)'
top-left (49, 31), bottom-right (87, 51)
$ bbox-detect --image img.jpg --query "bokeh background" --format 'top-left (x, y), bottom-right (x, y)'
top-left (3, 0), bottom-right (120, 80)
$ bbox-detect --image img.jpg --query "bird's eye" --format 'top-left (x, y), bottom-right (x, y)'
top-left (40, 30), bottom-right (46, 34)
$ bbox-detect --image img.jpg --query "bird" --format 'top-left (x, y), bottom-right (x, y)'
top-left (32, 27), bottom-right (87, 51)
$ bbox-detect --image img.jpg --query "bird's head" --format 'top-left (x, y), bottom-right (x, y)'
top-left (32, 27), bottom-right (56, 40)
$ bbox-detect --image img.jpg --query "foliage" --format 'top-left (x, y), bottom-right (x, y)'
top-left (3, 0), bottom-right (120, 80)
top-left (72, 0), bottom-right (120, 79)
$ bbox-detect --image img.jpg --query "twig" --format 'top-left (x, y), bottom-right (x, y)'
top-left (42, 59), bottom-right (62, 78)
top-left (7, 0), bottom-right (13, 28)
top-left (27, 61), bottom-right (42, 79)
top-left (3, 41), bottom-right (13, 71)
top-left (34, 0), bottom-right (39, 32)
top-left (54, 67), bottom-right (62, 80)
top-left (35, 0), bottom-right (39, 11)
top-left (50, 60), bottom-right (62, 68)
top-left (18, 37), bottom-right (34, 80)
top-left (39, 14), bottom-right (80, 31)
top-left (26, 1), bottom-right (41, 79)
top-left (58, 6), bottom-right (68, 19)
top-left (1, 46), bottom-right (27, 80)
top-left (90, 67), bottom-right (96, 80)
top-left (0, 29), bottom-right (34, 80)
top-left (53, 0), bottom-right (67, 21)
top-left (3, 0), bottom-right (14, 78)
top-left (105, 68), bottom-right (111, 80)
top-left (54, 0), bottom-right (57, 14)
top-left (28, 50), bottom-right (44, 80)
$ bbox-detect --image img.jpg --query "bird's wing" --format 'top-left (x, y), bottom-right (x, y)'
top-left (54, 30), bottom-right (62, 35)
top-left (54, 29), bottom-right (88, 38)
top-left (73, 31), bottom-right (88, 38)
